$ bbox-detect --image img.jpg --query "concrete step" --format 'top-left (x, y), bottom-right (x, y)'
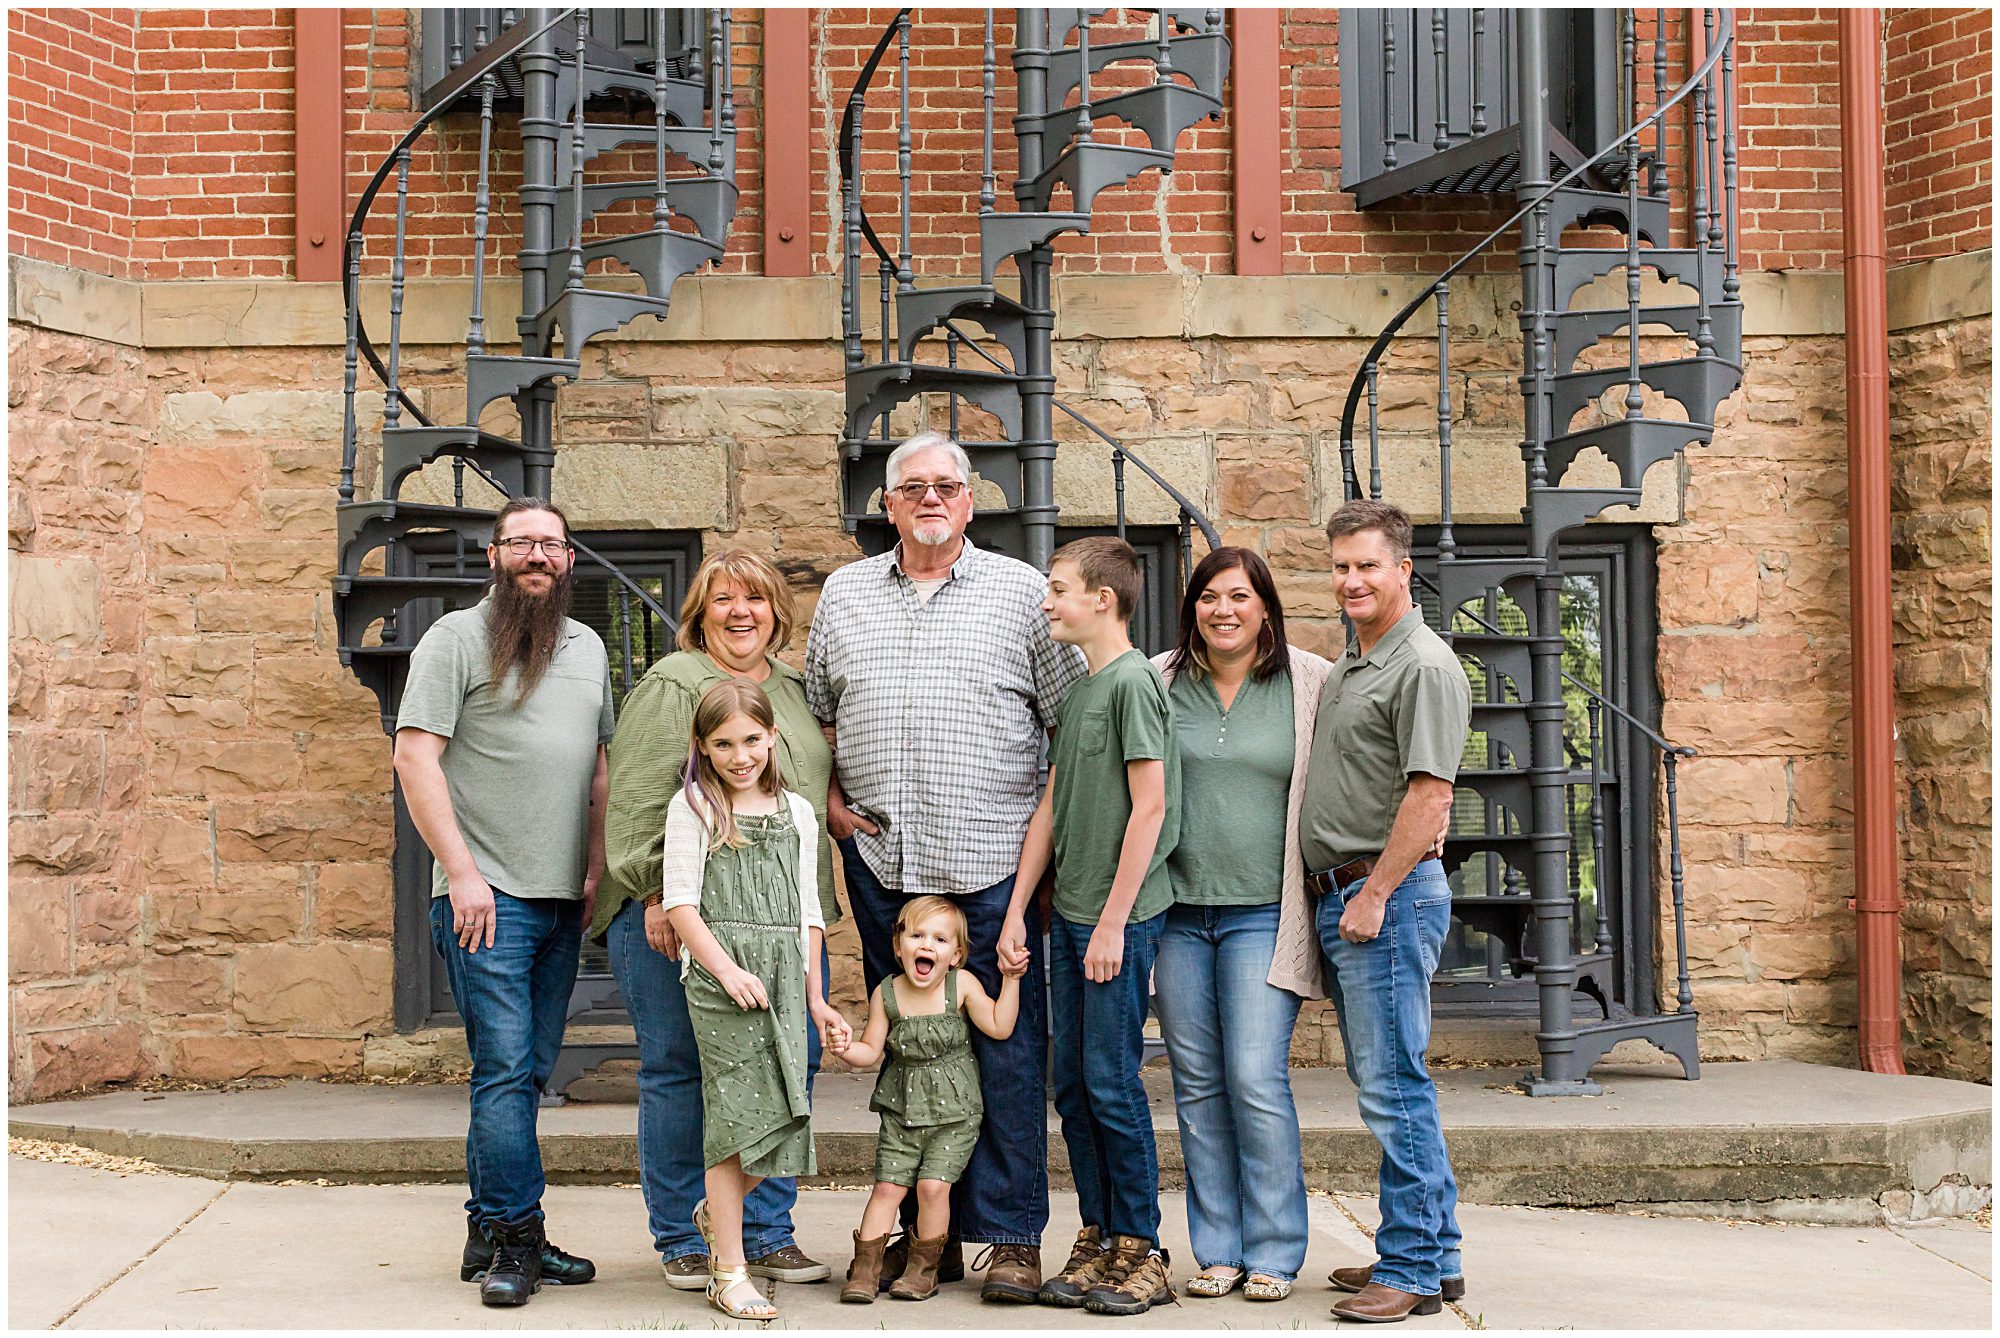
top-left (9, 1060), bottom-right (1989, 1225)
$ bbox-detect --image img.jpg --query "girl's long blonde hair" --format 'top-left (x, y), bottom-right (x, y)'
top-left (683, 679), bottom-right (788, 852)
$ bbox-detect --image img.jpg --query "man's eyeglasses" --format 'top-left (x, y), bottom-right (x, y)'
top-left (494, 537), bottom-right (573, 556)
top-left (890, 480), bottom-right (966, 502)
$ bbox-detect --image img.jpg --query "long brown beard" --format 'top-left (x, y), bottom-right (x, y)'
top-left (487, 564), bottom-right (573, 706)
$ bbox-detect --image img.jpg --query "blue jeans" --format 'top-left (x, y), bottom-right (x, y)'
top-left (606, 896), bottom-right (824, 1261)
top-left (429, 890), bottom-right (583, 1226)
top-left (840, 837), bottom-right (1048, 1246)
top-left (1153, 902), bottom-right (1308, 1281)
top-left (1314, 860), bottom-right (1463, 1295)
top-left (1048, 909), bottom-right (1165, 1245)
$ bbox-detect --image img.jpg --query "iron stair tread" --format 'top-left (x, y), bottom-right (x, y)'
top-left (1546, 186), bottom-right (1670, 246)
top-left (1542, 416), bottom-right (1717, 489)
top-left (1025, 80), bottom-right (1222, 159)
top-left (1552, 246), bottom-right (1723, 305)
top-left (534, 284), bottom-right (679, 355)
top-left (536, 176), bottom-right (741, 249)
top-left (1025, 140), bottom-right (1178, 214)
top-left (380, 426), bottom-right (531, 500)
top-left (1047, 8), bottom-right (1214, 48)
top-left (333, 574), bottom-right (490, 649)
top-left (557, 61), bottom-right (707, 127)
top-left (338, 500), bottom-right (498, 568)
top-left (1552, 299), bottom-right (1743, 374)
top-left (1045, 31), bottom-right (1230, 109)
top-left (896, 284), bottom-right (1031, 363)
top-left (845, 361), bottom-right (1026, 432)
top-left (464, 354), bottom-right (582, 423)
top-left (579, 122), bottom-right (732, 172)
top-left (1550, 356), bottom-right (1741, 433)
top-left (980, 210), bottom-right (1093, 282)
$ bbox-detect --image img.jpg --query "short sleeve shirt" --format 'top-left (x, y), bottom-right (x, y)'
top-left (395, 598), bottom-right (616, 900)
top-left (1167, 669), bottom-right (1294, 906)
top-left (804, 539), bottom-right (1086, 893)
top-left (1299, 606), bottom-right (1471, 870)
top-left (1050, 649), bottom-right (1181, 926)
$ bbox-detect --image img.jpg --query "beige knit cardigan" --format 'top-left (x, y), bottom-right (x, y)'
top-left (1152, 644), bottom-right (1333, 1000)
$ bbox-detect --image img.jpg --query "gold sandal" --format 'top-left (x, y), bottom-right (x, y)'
top-left (1187, 1267), bottom-right (1244, 1297)
top-left (706, 1263), bottom-right (777, 1322)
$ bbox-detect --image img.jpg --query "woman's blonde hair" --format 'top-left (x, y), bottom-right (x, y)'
top-left (684, 679), bottom-right (788, 852)
top-left (676, 549), bottom-right (796, 656)
top-left (894, 895), bottom-right (972, 968)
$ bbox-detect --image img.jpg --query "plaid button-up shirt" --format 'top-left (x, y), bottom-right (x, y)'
top-left (805, 539), bottom-right (1086, 894)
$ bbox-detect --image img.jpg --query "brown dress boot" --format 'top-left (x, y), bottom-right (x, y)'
top-left (888, 1233), bottom-right (949, 1300)
top-left (1331, 1280), bottom-right (1444, 1323)
top-left (842, 1231), bottom-right (891, 1304)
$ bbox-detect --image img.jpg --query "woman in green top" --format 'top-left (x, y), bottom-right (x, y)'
top-left (596, 549), bottom-right (838, 1288)
top-left (1150, 548), bottom-right (1332, 1303)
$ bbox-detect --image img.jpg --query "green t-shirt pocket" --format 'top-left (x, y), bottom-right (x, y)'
top-left (1072, 709), bottom-right (1111, 755)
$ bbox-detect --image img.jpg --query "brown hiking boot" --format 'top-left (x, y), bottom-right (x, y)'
top-left (877, 1233), bottom-right (964, 1292)
top-left (1084, 1235), bottom-right (1174, 1316)
top-left (1037, 1226), bottom-right (1109, 1307)
top-left (888, 1233), bottom-right (949, 1300)
top-left (842, 1232), bottom-right (890, 1304)
top-left (977, 1242), bottom-right (1043, 1304)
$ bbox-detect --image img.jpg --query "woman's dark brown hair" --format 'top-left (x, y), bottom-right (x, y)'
top-left (1166, 547), bottom-right (1291, 682)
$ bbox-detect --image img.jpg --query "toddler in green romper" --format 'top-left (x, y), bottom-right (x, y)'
top-left (828, 896), bottom-right (1025, 1302)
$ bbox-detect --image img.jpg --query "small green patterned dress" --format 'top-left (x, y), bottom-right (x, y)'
top-left (683, 809), bottom-right (816, 1178)
top-left (869, 970), bottom-right (984, 1187)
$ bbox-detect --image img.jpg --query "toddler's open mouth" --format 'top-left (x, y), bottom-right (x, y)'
top-left (909, 951), bottom-right (938, 983)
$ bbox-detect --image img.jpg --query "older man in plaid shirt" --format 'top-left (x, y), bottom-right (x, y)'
top-left (806, 430), bottom-right (1085, 1303)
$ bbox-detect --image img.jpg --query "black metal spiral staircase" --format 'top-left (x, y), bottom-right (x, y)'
top-left (1342, 9), bottom-right (1742, 1092)
top-left (333, 8), bottom-right (737, 733)
top-left (838, 9), bottom-right (1228, 576)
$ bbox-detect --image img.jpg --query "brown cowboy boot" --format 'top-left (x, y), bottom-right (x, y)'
top-left (1330, 1263), bottom-right (1465, 1302)
top-left (842, 1231), bottom-right (891, 1304)
top-left (888, 1233), bottom-right (949, 1300)
top-left (1331, 1280), bottom-right (1444, 1323)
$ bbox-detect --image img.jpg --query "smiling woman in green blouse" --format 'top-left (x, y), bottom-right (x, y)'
top-left (1150, 547), bottom-right (1332, 1303)
top-left (594, 549), bottom-right (837, 1290)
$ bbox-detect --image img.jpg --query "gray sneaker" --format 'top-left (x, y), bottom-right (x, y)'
top-left (660, 1252), bottom-right (710, 1291)
top-left (747, 1244), bottom-right (833, 1283)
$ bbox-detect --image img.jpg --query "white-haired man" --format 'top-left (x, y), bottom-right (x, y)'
top-left (805, 432), bottom-right (1085, 1302)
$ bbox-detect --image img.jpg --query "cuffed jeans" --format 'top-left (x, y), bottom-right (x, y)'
top-left (840, 836), bottom-right (1049, 1246)
top-left (1314, 860), bottom-right (1463, 1295)
top-left (605, 896), bottom-right (824, 1262)
top-left (1153, 901), bottom-right (1308, 1281)
top-left (430, 890), bottom-right (582, 1226)
top-left (1049, 909), bottom-right (1165, 1246)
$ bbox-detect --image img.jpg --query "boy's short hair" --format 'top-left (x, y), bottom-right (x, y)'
top-left (894, 895), bottom-right (972, 965)
top-left (1051, 535), bottom-right (1144, 621)
top-left (1325, 498), bottom-right (1414, 563)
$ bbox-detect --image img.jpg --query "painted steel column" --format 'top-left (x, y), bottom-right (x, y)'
top-left (1515, 8), bottom-right (1592, 1097)
top-left (514, 9), bottom-right (562, 499)
top-left (763, 10), bottom-right (812, 276)
top-left (294, 9), bottom-right (346, 282)
top-left (1015, 9), bottom-right (1057, 571)
top-left (1839, 8), bottom-right (1905, 1076)
top-left (1231, 9), bottom-right (1282, 275)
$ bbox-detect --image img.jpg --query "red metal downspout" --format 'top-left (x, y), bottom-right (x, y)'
top-left (1231, 9), bottom-right (1282, 275)
top-left (1839, 10), bottom-right (1905, 1074)
top-left (295, 9), bottom-right (346, 282)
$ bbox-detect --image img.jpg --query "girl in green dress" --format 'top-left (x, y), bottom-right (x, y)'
top-left (828, 896), bottom-right (1024, 1302)
top-left (660, 680), bottom-right (851, 1322)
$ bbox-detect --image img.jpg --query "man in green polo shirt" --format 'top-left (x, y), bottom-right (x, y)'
top-left (1299, 499), bottom-right (1470, 1324)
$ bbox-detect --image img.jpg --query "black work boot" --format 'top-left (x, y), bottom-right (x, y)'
top-left (479, 1215), bottom-right (546, 1307)
top-left (461, 1214), bottom-right (597, 1286)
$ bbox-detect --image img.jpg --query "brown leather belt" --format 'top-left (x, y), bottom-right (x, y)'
top-left (1308, 855), bottom-right (1377, 900)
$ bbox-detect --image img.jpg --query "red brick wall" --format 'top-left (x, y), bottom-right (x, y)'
top-left (1886, 7), bottom-right (1993, 263)
top-left (8, 8), bottom-right (137, 277)
top-left (10, 8), bottom-right (1989, 284)
top-left (132, 10), bottom-right (296, 280)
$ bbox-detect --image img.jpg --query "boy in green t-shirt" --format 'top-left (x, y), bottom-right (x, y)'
top-left (1000, 536), bottom-right (1180, 1316)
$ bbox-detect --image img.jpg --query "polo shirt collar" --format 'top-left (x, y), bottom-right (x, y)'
top-left (1346, 604), bottom-right (1425, 667)
top-left (889, 535), bottom-right (980, 582)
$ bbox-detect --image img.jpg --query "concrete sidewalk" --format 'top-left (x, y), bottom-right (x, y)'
top-left (11, 1059), bottom-right (1992, 1222)
top-left (7, 1155), bottom-right (1991, 1330)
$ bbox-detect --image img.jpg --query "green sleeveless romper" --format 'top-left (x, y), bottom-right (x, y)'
top-left (869, 970), bottom-right (984, 1187)
top-left (683, 810), bottom-right (816, 1178)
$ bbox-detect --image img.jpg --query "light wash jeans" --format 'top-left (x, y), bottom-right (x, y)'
top-left (1153, 901), bottom-right (1308, 1281)
top-left (1314, 859), bottom-right (1463, 1295)
top-left (429, 891), bottom-right (582, 1226)
top-left (605, 897), bottom-right (824, 1262)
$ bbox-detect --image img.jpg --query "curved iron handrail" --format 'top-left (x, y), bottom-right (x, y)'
top-left (1336, 11), bottom-right (1738, 498)
top-left (838, 9), bottom-right (912, 273)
